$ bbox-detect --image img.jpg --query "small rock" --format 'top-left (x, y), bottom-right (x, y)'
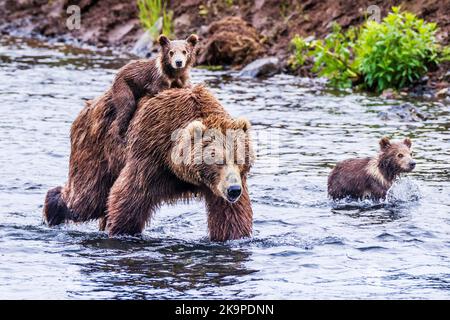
top-left (419, 75), bottom-right (429, 84)
top-left (238, 57), bottom-right (280, 78)
top-left (436, 88), bottom-right (449, 99)
top-left (381, 88), bottom-right (398, 99)
top-left (304, 35), bottom-right (315, 43)
top-left (444, 71), bottom-right (450, 82)
top-left (378, 111), bottom-right (389, 121)
top-left (131, 30), bottom-right (154, 58)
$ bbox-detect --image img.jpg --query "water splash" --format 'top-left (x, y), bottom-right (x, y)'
top-left (386, 177), bottom-right (421, 204)
top-left (330, 177), bottom-right (421, 210)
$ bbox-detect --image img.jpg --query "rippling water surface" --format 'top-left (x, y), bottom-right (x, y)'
top-left (1, 36), bottom-right (449, 299)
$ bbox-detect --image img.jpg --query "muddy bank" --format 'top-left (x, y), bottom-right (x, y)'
top-left (0, 0), bottom-right (448, 96)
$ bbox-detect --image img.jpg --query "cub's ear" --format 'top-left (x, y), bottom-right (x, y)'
top-left (379, 136), bottom-right (391, 150)
top-left (158, 35), bottom-right (170, 47)
top-left (403, 137), bottom-right (412, 148)
top-left (233, 117), bottom-right (251, 132)
top-left (186, 34), bottom-right (199, 47)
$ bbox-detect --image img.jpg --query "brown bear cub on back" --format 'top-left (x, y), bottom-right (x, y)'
top-left (110, 34), bottom-right (198, 138)
top-left (328, 137), bottom-right (416, 200)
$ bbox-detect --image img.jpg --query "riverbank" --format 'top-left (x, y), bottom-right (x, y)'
top-left (0, 0), bottom-right (449, 99)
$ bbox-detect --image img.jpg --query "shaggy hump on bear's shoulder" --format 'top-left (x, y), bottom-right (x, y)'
top-left (327, 137), bottom-right (416, 201)
top-left (43, 85), bottom-right (255, 242)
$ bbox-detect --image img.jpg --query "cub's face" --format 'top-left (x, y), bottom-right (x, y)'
top-left (171, 118), bottom-right (254, 203)
top-left (158, 34), bottom-right (198, 70)
top-left (379, 137), bottom-right (416, 173)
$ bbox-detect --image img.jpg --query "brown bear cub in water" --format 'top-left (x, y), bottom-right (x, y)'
top-left (110, 34), bottom-right (198, 138)
top-left (328, 137), bottom-right (416, 200)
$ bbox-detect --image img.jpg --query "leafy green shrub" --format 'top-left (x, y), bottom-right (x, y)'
top-left (290, 7), bottom-right (449, 92)
top-left (355, 7), bottom-right (440, 91)
top-left (290, 24), bottom-right (359, 88)
top-left (137, 0), bottom-right (173, 40)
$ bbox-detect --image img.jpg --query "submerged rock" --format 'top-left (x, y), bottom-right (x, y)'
top-left (238, 57), bottom-right (280, 78)
top-left (380, 88), bottom-right (399, 99)
top-left (378, 103), bottom-right (429, 122)
top-left (436, 88), bottom-right (449, 99)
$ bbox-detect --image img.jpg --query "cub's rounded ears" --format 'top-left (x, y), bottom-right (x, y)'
top-left (379, 136), bottom-right (391, 150)
top-left (403, 137), bottom-right (412, 148)
top-left (158, 35), bottom-right (170, 47)
top-left (186, 34), bottom-right (199, 47)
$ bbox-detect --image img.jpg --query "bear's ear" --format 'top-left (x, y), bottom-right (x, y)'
top-left (403, 137), bottom-right (412, 148)
top-left (158, 35), bottom-right (170, 47)
top-left (186, 34), bottom-right (199, 47)
top-left (233, 117), bottom-right (251, 132)
top-left (379, 137), bottom-right (391, 150)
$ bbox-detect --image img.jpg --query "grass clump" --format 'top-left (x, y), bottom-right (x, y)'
top-left (137, 0), bottom-right (173, 40)
top-left (290, 7), bottom-right (449, 92)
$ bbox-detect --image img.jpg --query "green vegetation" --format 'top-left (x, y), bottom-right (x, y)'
top-left (290, 24), bottom-right (360, 88)
top-left (290, 7), bottom-right (449, 92)
top-left (196, 65), bottom-right (224, 71)
top-left (137, 0), bottom-right (173, 40)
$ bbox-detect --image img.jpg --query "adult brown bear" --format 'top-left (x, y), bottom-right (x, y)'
top-left (43, 85), bottom-right (255, 242)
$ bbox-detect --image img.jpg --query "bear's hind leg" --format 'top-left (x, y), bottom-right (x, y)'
top-left (43, 186), bottom-right (71, 226)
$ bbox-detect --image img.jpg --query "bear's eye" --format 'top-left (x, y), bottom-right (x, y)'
top-left (398, 154), bottom-right (404, 158)
top-left (169, 50), bottom-right (174, 56)
top-left (182, 50), bottom-right (187, 55)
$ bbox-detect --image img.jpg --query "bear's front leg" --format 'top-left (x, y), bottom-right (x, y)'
top-left (205, 182), bottom-right (253, 242)
top-left (106, 164), bottom-right (157, 237)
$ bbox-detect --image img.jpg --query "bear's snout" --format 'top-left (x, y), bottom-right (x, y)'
top-left (216, 164), bottom-right (243, 203)
top-left (227, 185), bottom-right (242, 203)
top-left (171, 53), bottom-right (186, 69)
top-left (409, 160), bottom-right (416, 170)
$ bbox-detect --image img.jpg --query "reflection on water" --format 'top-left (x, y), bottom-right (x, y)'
top-left (0, 36), bottom-right (450, 299)
top-left (75, 238), bottom-right (255, 299)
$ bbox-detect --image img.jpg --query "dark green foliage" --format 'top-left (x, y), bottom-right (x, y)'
top-left (290, 7), bottom-right (449, 92)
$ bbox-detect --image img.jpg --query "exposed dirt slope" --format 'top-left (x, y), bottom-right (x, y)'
top-left (1, 0), bottom-right (448, 52)
top-left (0, 0), bottom-right (448, 88)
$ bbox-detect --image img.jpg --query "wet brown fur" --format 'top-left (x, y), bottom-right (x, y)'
top-left (328, 137), bottom-right (415, 200)
top-left (43, 85), bottom-right (254, 242)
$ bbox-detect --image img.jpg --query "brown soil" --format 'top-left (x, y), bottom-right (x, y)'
top-left (0, 0), bottom-right (448, 89)
top-left (0, 0), bottom-right (142, 47)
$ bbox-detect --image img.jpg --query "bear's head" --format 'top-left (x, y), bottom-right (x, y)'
top-left (170, 116), bottom-right (254, 203)
top-left (378, 137), bottom-right (416, 174)
top-left (158, 34), bottom-right (198, 70)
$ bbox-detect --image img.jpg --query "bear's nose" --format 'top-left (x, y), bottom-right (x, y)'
top-left (226, 185), bottom-right (242, 202)
top-left (175, 60), bottom-right (183, 68)
top-left (409, 161), bottom-right (416, 169)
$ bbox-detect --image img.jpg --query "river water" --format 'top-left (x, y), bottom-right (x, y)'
top-left (0, 36), bottom-right (449, 299)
